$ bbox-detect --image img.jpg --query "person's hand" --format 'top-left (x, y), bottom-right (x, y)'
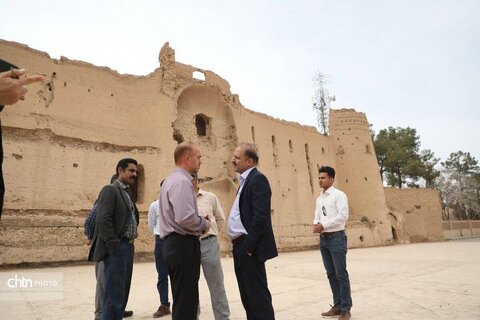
top-left (0, 69), bottom-right (45, 105)
top-left (202, 216), bottom-right (211, 234)
top-left (313, 223), bottom-right (324, 234)
top-left (86, 239), bottom-right (92, 245)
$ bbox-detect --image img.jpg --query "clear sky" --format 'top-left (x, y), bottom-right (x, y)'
top-left (2, 0), bottom-right (479, 162)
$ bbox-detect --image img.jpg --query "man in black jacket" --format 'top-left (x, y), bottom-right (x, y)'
top-left (89, 158), bottom-right (139, 320)
top-left (227, 143), bottom-right (278, 320)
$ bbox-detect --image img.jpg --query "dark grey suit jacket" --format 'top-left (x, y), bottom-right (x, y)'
top-left (88, 181), bottom-right (139, 262)
top-left (239, 168), bottom-right (278, 262)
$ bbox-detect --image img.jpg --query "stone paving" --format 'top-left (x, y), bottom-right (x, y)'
top-left (1, 237), bottom-right (479, 319)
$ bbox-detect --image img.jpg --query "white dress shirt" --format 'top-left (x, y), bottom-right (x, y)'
top-left (147, 199), bottom-right (160, 236)
top-left (227, 167), bottom-right (255, 240)
top-left (313, 186), bottom-right (349, 232)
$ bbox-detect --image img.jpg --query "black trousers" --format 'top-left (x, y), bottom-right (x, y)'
top-left (163, 233), bottom-right (201, 320)
top-left (233, 242), bottom-right (275, 320)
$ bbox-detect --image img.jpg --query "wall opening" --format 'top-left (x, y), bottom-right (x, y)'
top-left (366, 144), bottom-right (371, 154)
top-left (391, 227), bottom-right (398, 240)
top-left (195, 113), bottom-right (209, 137)
top-left (305, 143), bottom-right (314, 194)
top-left (289, 140), bottom-right (293, 153)
top-left (251, 126), bottom-right (256, 144)
top-left (272, 135), bottom-right (279, 168)
top-left (193, 70), bottom-right (205, 81)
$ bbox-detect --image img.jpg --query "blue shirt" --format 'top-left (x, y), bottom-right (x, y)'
top-left (227, 167), bottom-right (254, 239)
top-left (84, 202), bottom-right (98, 240)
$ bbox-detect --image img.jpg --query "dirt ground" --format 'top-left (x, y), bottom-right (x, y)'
top-left (1, 237), bottom-right (479, 320)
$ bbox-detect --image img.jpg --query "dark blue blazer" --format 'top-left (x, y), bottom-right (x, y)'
top-left (239, 168), bottom-right (278, 262)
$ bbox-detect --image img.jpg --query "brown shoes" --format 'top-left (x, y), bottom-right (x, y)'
top-left (322, 306), bottom-right (341, 317)
top-left (321, 306), bottom-right (351, 319)
top-left (153, 305), bottom-right (171, 318)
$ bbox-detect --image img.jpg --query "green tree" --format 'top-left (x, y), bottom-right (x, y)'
top-left (374, 127), bottom-right (424, 188)
top-left (373, 127), bottom-right (440, 188)
top-left (420, 149), bottom-right (441, 188)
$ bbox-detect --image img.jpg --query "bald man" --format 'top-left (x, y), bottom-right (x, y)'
top-left (159, 142), bottom-right (210, 320)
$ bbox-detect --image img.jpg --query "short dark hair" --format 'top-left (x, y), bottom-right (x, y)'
top-left (239, 143), bottom-right (259, 164)
top-left (116, 158), bottom-right (138, 175)
top-left (174, 142), bottom-right (196, 164)
top-left (318, 166), bottom-right (335, 178)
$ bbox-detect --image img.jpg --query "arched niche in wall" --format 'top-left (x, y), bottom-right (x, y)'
top-left (173, 84), bottom-right (238, 180)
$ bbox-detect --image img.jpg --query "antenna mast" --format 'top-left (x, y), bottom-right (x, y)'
top-left (312, 72), bottom-right (335, 135)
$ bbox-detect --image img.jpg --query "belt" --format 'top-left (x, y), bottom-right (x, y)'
top-left (164, 232), bottom-right (198, 240)
top-left (231, 234), bottom-right (246, 246)
top-left (201, 234), bottom-right (216, 241)
top-left (321, 230), bottom-right (344, 237)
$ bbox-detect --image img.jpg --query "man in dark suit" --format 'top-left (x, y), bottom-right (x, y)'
top-left (89, 158), bottom-right (139, 320)
top-left (227, 143), bottom-right (278, 320)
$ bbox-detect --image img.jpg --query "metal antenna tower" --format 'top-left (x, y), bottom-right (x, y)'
top-left (312, 72), bottom-right (335, 135)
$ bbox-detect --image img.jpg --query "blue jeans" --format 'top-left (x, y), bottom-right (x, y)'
top-left (320, 230), bottom-right (352, 312)
top-left (103, 241), bottom-right (134, 320)
top-left (155, 236), bottom-right (170, 306)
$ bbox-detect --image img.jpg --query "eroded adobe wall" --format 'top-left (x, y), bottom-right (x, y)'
top-left (384, 188), bottom-right (444, 242)
top-left (329, 109), bottom-right (394, 247)
top-left (1, 40), bottom-right (396, 266)
top-left (0, 40), bottom-right (176, 265)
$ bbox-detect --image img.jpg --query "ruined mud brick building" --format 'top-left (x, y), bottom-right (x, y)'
top-left (0, 40), bottom-right (443, 265)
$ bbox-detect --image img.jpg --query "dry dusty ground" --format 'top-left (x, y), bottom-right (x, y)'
top-left (1, 237), bottom-right (479, 320)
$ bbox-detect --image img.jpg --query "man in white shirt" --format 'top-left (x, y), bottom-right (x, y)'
top-left (313, 166), bottom-right (352, 320)
top-left (147, 187), bottom-right (171, 318)
top-left (192, 173), bottom-right (230, 320)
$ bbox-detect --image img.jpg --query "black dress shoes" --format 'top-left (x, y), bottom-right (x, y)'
top-left (123, 310), bottom-right (134, 318)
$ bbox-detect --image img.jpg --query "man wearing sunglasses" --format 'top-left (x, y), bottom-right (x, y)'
top-left (313, 166), bottom-right (352, 320)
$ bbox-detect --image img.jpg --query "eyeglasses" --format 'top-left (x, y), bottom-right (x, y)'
top-left (322, 206), bottom-right (327, 216)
